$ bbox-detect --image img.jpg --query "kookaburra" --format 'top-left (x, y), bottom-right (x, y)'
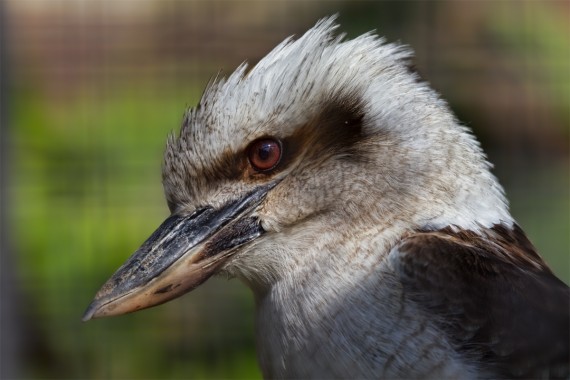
top-left (83, 18), bottom-right (569, 379)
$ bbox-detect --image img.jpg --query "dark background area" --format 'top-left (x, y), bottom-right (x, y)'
top-left (1, 1), bottom-right (568, 378)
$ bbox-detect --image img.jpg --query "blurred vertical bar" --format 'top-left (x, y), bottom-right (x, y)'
top-left (0, 1), bottom-right (21, 378)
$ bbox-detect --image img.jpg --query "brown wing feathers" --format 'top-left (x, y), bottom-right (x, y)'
top-left (395, 224), bottom-right (570, 379)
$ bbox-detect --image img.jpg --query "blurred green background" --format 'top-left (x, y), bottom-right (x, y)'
top-left (1, 1), bottom-right (568, 379)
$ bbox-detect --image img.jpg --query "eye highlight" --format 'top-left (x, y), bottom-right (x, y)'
top-left (247, 138), bottom-right (282, 172)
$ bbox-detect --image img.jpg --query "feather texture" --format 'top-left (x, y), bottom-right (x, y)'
top-left (393, 225), bottom-right (570, 378)
top-left (156, 17), bottom-right (569, 378)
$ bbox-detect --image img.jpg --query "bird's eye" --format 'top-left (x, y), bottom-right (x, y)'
top-left (247, 138), bottom-right (282, 172)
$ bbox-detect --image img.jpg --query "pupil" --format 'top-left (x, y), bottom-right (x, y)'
top-left (259, 144), bottom-right (271, 160)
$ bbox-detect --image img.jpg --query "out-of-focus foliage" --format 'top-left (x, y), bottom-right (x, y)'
top-left (490, 1), bottom-right (570, 128)
top-left (3, 1), bottom-right (568, 379)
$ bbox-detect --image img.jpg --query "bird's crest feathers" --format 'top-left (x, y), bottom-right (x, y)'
top-left (164, 17), bottom-right (512, 232)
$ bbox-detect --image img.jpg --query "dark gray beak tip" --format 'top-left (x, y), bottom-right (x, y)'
top-left (81, 301), bottom-right (99, 322)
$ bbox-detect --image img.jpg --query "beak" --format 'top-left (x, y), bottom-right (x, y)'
top-left (82, 183), bottom-right (274, 321)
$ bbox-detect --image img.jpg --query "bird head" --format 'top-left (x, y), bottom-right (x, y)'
top-left (83, 17), bottom-right (510, 320)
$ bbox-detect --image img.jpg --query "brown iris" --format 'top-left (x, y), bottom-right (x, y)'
top-left (247, 138), bottom-right (282, 172)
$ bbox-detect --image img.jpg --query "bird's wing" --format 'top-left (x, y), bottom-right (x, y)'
top-left (391, 224), bottom-right (570, 379)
